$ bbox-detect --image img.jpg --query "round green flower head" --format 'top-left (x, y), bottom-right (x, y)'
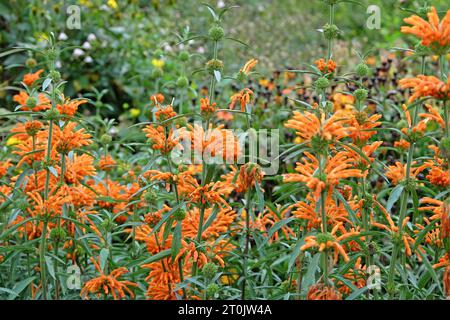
top-left (209, 25), bottom-right (225, 41)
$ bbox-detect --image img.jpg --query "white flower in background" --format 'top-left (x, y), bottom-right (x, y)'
top-left (179, 43), bottom-right (185, 50)
top-left (164, 44), bottom-right (172, 52)
top-left (84, 56), bottom-right (93, 63)
top-left (82, 41), bottom-right (92, 50)
top-left (55, 60), bottom-right (62, 69)
top-left (108, 127), bottom-right (118, 135)
top-left (197, 46), bottom-right (205, 54)
top-left (58, 32), bottom-right (68, 41)
top-left (73, 48), bottom-right (85, 57)
top-left (217, 0), bottom-right (225, 8)
top-left (87, 33), bottom-right (97, 42)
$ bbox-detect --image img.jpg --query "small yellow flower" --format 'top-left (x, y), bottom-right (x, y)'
top-left (152, 59), bottom-right (165, 69)
top-left (130, 108), bottom-right (141, 118)
top-left (294, 137), bottom-right (303, 144)
top-left (107, 0), bottom-right (118, 9)
top-left (6, 137), bottom-right (21, 146)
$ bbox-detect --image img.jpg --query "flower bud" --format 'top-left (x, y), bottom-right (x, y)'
top-left (45, 108), bottom-right (60, 121)
top-left (206, 283), bottom-right (220, 298)
top-left (26, 58), bottom-right (38, 69)
top-left (202, 262), bottom-right (218, 279)
top-left (50, 70), bottom-right (61, 82)
top-left (355, 63), bottom-right (370, 77)
top-left (208, 26), bottom-right (225, 41)
top-left (100, 134), bottom-right (112, 145)
top-left (50, 227), bottom-right (67, 242)
top-left (314, 77), bottom-right (330, 90)
top-left (176, 76), bottom-right (189, 88)
top-left (178, 50), bottom-right (190, 62)
top-left (173, 208), bottom-right (186, 221)
top-left (25, 97), bottom-right (37, 108)
top-left (353, 88), bottom-right (368, 102)
top-left (323, 23), bottom-right (339, 40)
top-left (206, 59), bottom-right (224, 75)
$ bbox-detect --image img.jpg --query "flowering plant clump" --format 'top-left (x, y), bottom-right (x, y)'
top-left (0, 1), bottom-right (450, 301)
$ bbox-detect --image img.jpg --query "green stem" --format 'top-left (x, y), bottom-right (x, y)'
top-left (241, 190), bottom-right (252, 300)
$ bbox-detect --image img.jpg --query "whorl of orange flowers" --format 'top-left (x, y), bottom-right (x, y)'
top-left (235, 163), bottom-right (264, 193)
top-left (284, 110), bottom-right (351, 144)
top-left (315, 58), bottom-right (337, 73)
top-left (81, 257), bottom-right (138, 300)
top-left (283, 151), bottom-right (363, 199)
top-left (399, 75), bottom-right (450, 103)
top-left (442, 202), bottom-right (450, 240)
top-left (23, 69), bottom-right (44, 86)
top-left (229, 88), bottom-right (254, 112)
top-left (306, 283), bottom-right (342, 300)
top-left (401, 7), bottom-right (450, 53)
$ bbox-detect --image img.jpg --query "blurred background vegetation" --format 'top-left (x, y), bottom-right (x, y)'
top-left (0, 0), bottom-right (448, 117)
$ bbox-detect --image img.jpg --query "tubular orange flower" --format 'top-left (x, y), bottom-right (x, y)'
top-left (57, 98), bottom-right (88, 117)
top-left (13, 91), bottom-right (51, 111)
top-left (81, 257), bottom-right (138, 300)
top-left (315, 58), bottom-right (337, 73)
top-left (401, 7), bottom-right (450, 53)
top-left (23, 69), bottom-right (44, 86)
top-left (300, 223), bottom-right (359, 263)
top-left (52, 122), bottom-right (92, 154)
top-left (285, 110), bottom-right (351, 144)
top-left (399, 75), bottom-right (450, 103)
top-left (307, 283), bottom-right (342, 300)
top-left (200, 97), bottom-right (216, 117)
top-left (385, 161), bottom-right (427, 185)
top-left (235, 162), bottom-right (264, 193)
top-left (240, 58), bottom-right (258, 75)
top-left (419, 103), bottom-right (446, 129)
top-left (283, 151), bottom-right (363, 199)
top-left (64, 153), bottom-right (96, 184)
top-left (229, 88), bottom-right (254, 112)
top-left (348, 112), bottom-right (382, 143)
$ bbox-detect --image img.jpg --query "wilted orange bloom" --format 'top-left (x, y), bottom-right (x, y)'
top-left (13, 91), bottom-right (51, 111)
top-left (301, 223), bottom-right (359, 263)
top-left (283, 152), bottom-right (363, 199)
top-left (315, 58), bottom-right (337, 73)
top-left (240, 58), bottom-right (258, 75)
top-left (81, 257), bottom-right (138, 300)
top-left (229, 88), bottom-right (254, 112)
top-left (399, 75), bottom-right (450, 103)
top-left (401, 7), bottom-right (450, 53)
top-left (385, 161), bottom-right (427, 185)
top-left (285, 111), bottom-right (351, 144)
top-left (307, 283), bottom-right (342, 300)
top-left (23, 69), bottom-right (44, 86)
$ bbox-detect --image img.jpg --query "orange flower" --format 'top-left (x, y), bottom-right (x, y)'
top-left (235, 163), bottom-right (264, 193)
top-left (401, 7), bottom-right (450, 53)
top-left (283, 152), bottom-right (363, 199)
top-left (57, 98), bottom-right (88, 117)
top-left (240, 58), bottom-right (258, 75)
top-left (13, 91), bottom-right (51, 111)
top-left (200, 97), bottom-right (216, 117)
top-left (300, 223), bottom-right (359, 263)
top-left (229, 88), bottom-right (254, 112)
top-left (285, 110), bottom-right (351, 144)
top-left (385, 161), bottom-right (427, 185)
top-left (315, 58), bottom-right (337, 73)
top-left (426, 166), bottom-right (450, 187)
top-left (154, 104), bottom-right (177, 122)
top-left (64, 153), bottom-right (96, 184)
top-left (444, 267), bottom-right (450, 298)
top-left (399, 75), bottom-right (450, 103)
top-left (150, 93), bottom-right (165, 105)
top-left (419, 103), bottom-right (446, 129)
top-left (348, 112), bottom-right (382, 143)
top-left (143, 125), bottom-right (179, 155)
top-left (52, 122), bottom-right (92, 154)
top-left (81, 257), bottom-right (138, 300)
top-left (394, 139), bottom-right (410, 150)
top-left (98, 155), bottom-right (116, 171)
top-left (307, 283), bottom-right (342, 300)
top-left (23, 69), bottom-right (44, 86)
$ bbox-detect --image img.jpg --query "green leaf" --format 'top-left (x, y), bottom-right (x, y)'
top-left (99, 248), bottom-right (109, 272)
top-left (386, 185), bottom-right (404, 213)
top-left (45, 255), bottom-right (56, 280)
top-left (171, 221), bottom-right (182, 260)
